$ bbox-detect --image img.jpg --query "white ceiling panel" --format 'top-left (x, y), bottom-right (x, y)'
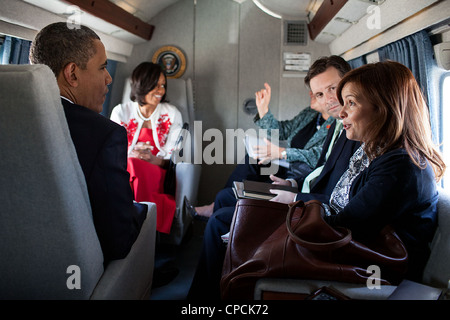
top-left (22, 0), bottom-right (147, 44)
top-left (337, 0), bottom-right (378, 23)
top-left (109, 0), bottom-right (179, 22)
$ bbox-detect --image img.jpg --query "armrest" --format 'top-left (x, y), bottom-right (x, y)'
top-left (157, 163), bottom-right (201, 246)
top-left (175, 162), bottom-right (202, 208)
top-left (387, 280), bottom-right (444, 300)
top-left (254, 278), bottom-right (396, 300)
top-left (90, 202), bottom-right (157, 300)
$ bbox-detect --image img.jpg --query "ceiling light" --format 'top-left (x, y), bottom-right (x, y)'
top-left (252, 0), bottom-right (282, 19)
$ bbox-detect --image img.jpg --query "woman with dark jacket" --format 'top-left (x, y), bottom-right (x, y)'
top-left (323, 61), bottom-right (445, 281)
top-left (273, 61), bottom-right (445, 281)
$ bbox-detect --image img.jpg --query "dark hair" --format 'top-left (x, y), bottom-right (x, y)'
top-left (337, 60), bottom-right (445, 181)
top-left (130, 62), bottom-right (168, 106)
top-left (304, 55), bottom-right (351, 88)
top-left (30, 22), bottom-right (100, 76)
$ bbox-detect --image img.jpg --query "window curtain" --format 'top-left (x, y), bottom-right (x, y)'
top-left (101, 59), bottom-right (118, 118)
top-left (0, 36), bottom-right (31, 65)
top-left (378, 30), bottom-right (441, 145)
top-left (347, 55), bottom-right (367, 69)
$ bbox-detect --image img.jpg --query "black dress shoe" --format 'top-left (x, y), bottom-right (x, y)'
top-left (184, 196), bottom-right (209, 222)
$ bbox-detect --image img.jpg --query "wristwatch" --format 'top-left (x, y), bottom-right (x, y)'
top-left (281, 150), bottom-right (287, 159)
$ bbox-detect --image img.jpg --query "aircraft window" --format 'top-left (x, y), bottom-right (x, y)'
top-left (443, 74), bottom-right (450, 189)
top-left (0, 35), bottom-right (31, 65)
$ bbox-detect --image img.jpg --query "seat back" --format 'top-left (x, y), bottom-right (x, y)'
top-left (166, 78), bottom-right (195, 131)
top-left (121, 76), bottom-right (197, 160)
top-left (0, 65), bottom-right (104, 299)
top-left (422, 187), bottom-right (450, 288)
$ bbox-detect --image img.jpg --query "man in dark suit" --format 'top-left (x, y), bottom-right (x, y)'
top-left (188, 56), bottom-right (359, 300)
top-left (30, 22), bottom-right (147, 264)
top-left (291, 120), bottom-right (359, 203)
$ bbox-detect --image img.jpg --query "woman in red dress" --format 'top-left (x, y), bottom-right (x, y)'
top-left (111, 62), bottom-right (183, 234)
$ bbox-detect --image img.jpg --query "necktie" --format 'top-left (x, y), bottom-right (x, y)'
top-left (301, 120), bottom-right (343, 193)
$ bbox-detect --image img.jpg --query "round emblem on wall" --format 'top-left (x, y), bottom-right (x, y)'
top-left (152, 46), bottom-right (187, 79)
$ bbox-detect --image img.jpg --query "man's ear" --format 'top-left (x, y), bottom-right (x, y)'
top-left (61, 62), bottom-right (79, 88)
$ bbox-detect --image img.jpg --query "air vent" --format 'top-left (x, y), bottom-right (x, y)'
top-left (284, 21), bottom-right (308, 46)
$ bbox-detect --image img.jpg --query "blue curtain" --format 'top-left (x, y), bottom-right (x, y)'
top-left (347, 55), bottom-right (367, 69)
top-left (0, 36), bottom-right (31, 65)
top-left (378, 30), bottom-right (441, 145)
top-left (101, 59), bottom-right (118, 118)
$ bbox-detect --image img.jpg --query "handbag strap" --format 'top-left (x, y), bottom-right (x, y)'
top-left (286, 201), bottom-right (352, 251)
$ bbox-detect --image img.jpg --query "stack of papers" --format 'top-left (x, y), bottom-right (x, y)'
top-left (244, 134), bottom-right (289, 168)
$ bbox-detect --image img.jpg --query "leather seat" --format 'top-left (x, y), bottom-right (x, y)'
top-left (0, 64), bottom-right (157, 299)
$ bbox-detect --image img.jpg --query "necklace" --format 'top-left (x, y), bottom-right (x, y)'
top-left (136, 105), bottom-right (152, 121)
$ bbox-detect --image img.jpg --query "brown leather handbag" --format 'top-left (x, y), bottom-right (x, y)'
top-left (220, 199), bottom-right (408, 300)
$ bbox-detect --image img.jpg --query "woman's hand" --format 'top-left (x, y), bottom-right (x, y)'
top-left (252, 138), bottom-right (285, 164)
top-left (255, 83), bottom-right (271, 119)
top-left (269, 174), bottom-right (291, 186)
top-left (269, 174), bottom-right (297, 203)
top-left (130, 142), bottom-right (164, 167)
top-left (269, 190), bottom-right (296, 204)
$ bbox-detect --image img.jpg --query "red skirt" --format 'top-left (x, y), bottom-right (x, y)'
top-left (127, 157), bottom-right (176, 234)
